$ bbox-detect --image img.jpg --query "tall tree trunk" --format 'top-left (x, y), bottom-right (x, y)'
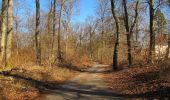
top-left (35, 0), bottom-right (41, 65)
top-left (47, 0), bottom-right (51, 65)
top-left (65, 0), bottom-right (73, 61)
top-left (49, 0), bottom-right (55, 66)
top-left (149, 0), bottom-right (155, 63)
top-left (65, 22), bottom-right (69, 61)
top-left (6, 0), bottom-right (13, 63)
top-left (123, 0), bottom-right (132, 66)
top-left (135, 18), bottom-right (139, 42)
top-left (90, 31), bottom-right (93, 61)
top-left (122, 0), bottom-right (138, 66)
top-left (101, 19), bottom-right (104, 62)
top-left (52, 0), bottom-right (57, 65)
top-left (111, 0), bottom-right (120, 70)
top-left (57, 0), bottom-right (65, 64)
top-left (1, 0), bottom-right (8, 66)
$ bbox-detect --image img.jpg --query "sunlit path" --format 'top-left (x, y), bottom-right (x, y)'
top-left (39, 64), bottom-right (123, 100)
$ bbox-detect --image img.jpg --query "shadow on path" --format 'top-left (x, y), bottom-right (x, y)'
top-left (0, 65), bottom-right (169, 100)
top-left (60, 63), bottom-right (113, 74)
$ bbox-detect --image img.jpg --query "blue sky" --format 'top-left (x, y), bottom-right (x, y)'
top-left (0, 0), bottom-right (97, 33)
top-left (72, 0), bottom-right (97, 23)
top-left (0, 0), bottom-right (96, 23)
top-left (1, 0), bottom-right (168, 25)
top-left (22, 0), bottom-right (97, 23)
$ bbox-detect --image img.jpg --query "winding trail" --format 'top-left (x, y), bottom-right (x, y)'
top-left (39, 64), bottom-right (123, 100)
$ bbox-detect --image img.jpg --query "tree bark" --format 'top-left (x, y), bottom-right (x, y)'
top-left (6, 0), bottom-right (13, 63)
top-left (57, 0), bottom-right (65, 64)
top-left (101, 23), bottom-right (104, 62)
top-left (122, 0), bottom-right (138, 66)
top-left (110, 0), bottom-right (120, 70)
top-left (65, 0), bottom-right (72, 61)
top-left (49, 0), bottom-right (56, 66)
top-left (122, 0), bottom-right (132, 66)
top-left (65, 21), bottom-right (70, 61)
top-left (1, 0), bottom-right (8, 66)
top-left (90, 30), bottom-right (93, 61)
top-left (135, 18), bottom-right (139, 42)
top-left (35, 0), bottom-right (41, 65)
top-left (149, 0), bottom-right (155, 63)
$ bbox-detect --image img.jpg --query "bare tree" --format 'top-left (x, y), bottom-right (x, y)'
top-left (63, 0), bottom-right (73, 60)
top-left (85, 17), bottom-right (98, 61)
top-left (122, 0), bottom-right (139, 66)
top-left (148, 0), bottom-right (155, 63)
top-left (0, 0), bottom-right (8, 66)
top-left (6, 0), bottom-right (13, 63)
top-left (57, 0), bottom-right (66, 64)
top-left (47, 0), bottom-right (53, 66)
top-left (50, 0), bottom-right (57, 66)
top-left (96, 0), bottom-right (109, 62)
top-left (13, 0), bottom-right (22, 55)
top-left (110, 0), bottom-right (120, 70)
top-left (35, 0), bottom-right (41, 65)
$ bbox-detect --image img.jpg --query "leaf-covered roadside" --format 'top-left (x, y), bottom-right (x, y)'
top-left (103, 63), bottom-right (170, 98)
top-left (0, 66), bottom-right (78, 100)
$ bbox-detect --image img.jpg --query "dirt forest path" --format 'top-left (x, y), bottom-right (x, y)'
top-left (39, 64), bottom-right (124, 100)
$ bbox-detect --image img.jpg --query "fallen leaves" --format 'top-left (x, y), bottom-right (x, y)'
top-left (0, 65), bottom-right (78, 100)
top-left (103, 64), bottom-right (170, 95)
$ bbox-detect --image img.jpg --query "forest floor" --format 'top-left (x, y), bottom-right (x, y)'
top-left (0, 65), bottom-right (79, 99)
top-left (103, 62), bottom-right (170, 99)
top-left (0, 62), bottom-right (169, 99)
top-left (38, 63), bottom-right (170, 100)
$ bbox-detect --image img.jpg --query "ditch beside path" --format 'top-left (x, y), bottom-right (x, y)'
top-left (39, 64), bottom-right (124, 100)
